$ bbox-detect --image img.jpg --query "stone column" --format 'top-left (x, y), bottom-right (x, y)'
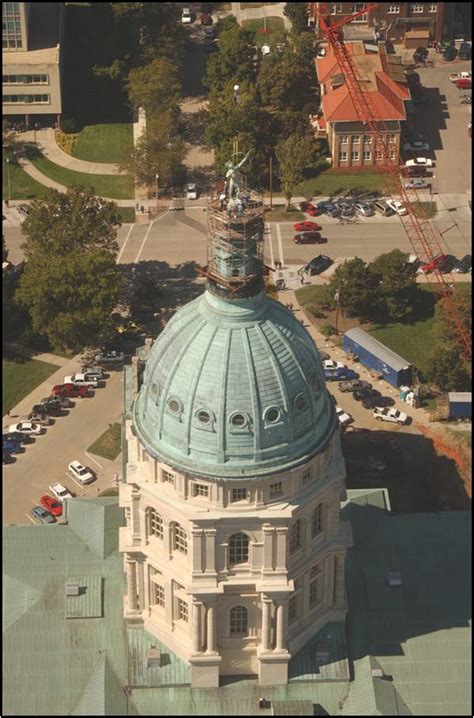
top-left (334, 554), bottom-right (346, 608)
top-left (131, 484), bottom-right (141, 545)
top-left (275, 528), bottom-right (288, 570)
top-left (206, 604), bottom-right (217, 654)
top-left (192, 529), bottom-right (204, 573)
top-left (262, 525), bottom-right (274, 571)
top-left (126, 559), bottom-right (138, 611)
top-left (192, 601), bottom-right (203, 654)
top-left (275, 602), bottom-right (287, 652)
top-left (261, 596), bottom-right (272, 652)
top-left (222, 543), bottom-right (229, 572)
top-left (204, 530), bottom-right (216, 573)
top-left (137, 559), bottom-right (145, 611)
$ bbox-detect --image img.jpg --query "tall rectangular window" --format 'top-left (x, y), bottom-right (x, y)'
top-left (339, 151), bottom-right (348, 161)
top-left (351, 151), bottom-right (360, 161)
top-left (363, 150), bottom-right (371, 160)
top-left (352, 3), bottom-right (368, 22)
top-left (410, 4), bottom-right (424, 12)
top-left (388, 134), bottom-right (397, 144)
top-left (351, 135), bottom-right (360, 144)
top-left (429, 3), bottom-right (437, 10)
top-left (231, 488), bottom-right (248, 502)
top-left (288, 595), bottom-right (297, 622)
top-left (339, 135), bottom-right (348, 144)
top-left (387, 4), bottom-right (400, 12)
top-left (270, 481), bottom-right (283, 497)
top-left (162, 469), bottom-right (174, 484)
top-left (193, 483), bottom-right (209, 497)
top-left (309, 577), bottom-right (321, 607)
top-left (363, 134), bottom-right (372, 144)
top-left (153, 583), bottom-right (165, 607)
top-left (302, 467), bottom-right (311, 484)
top-left (177, 598), bottom-right (188, 622)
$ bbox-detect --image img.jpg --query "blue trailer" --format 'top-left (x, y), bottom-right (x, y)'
top-left (343, 328), bottom-right (412, 388)
top-left (448, 393), bottom-right (472, 419)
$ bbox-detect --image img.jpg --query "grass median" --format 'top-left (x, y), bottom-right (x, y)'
top-left (2, 160), bottom-right (49, 200)
top-left (73, 123), bottom-right (133, 163)
top-left (3, 354), bottom-right (59, 414)
top-left (87, 422), bottom-right (122, 460)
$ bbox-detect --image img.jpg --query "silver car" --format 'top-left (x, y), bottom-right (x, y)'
top-left (32, 506), bottom-right (56, 524)
top-left (353, 201), bottom-right (375, 217)
top-left (403, 178), bottom-right (430, 189)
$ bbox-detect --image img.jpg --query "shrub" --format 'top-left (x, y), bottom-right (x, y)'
top-left (321, 323), bottom-right (337, 337)
top-left (55, 129), bottom-right (77, 156)
top-left (60, 118), bottom-right (77, 133)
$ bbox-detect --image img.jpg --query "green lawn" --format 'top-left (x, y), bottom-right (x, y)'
top-left (118, 207), bottom-right (136, 223)
top-left (369, 316), bottom-right (438, 377)
top-left (29, 152), bottom-right (134, 199)
top-left (3, 356), bottom-right (58, 414)
top-left (87, 422), bottom-right (122, 460)
top-left (73, 123), bottom-right (133, 163)
top-left (264, 205), bottom-right (305, 221)
top-left (2, 161), bottom-right (49, 200)
top-left (294, 169), bottom-right (384, 197)
top-left (242, 16), bottom-right (285, 42)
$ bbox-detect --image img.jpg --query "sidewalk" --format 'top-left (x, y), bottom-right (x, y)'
top-left (22, 128), bottom-right (124, 175)
top-left (231, 2), bottom-right (291, 30)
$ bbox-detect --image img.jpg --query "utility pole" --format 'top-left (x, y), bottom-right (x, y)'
top-left (6, 158), bottom-right (11, 204)
top-left (269, 156), bottom-right (273, 209)
top-left (334, 290), bottom-right (340, 335)
top-left (155, 174), bottom-right (159, 211)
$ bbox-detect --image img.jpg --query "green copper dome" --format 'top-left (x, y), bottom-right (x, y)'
top-left (133, 289), bottom-right (337, 479)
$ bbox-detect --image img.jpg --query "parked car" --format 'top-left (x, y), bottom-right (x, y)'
top-left (453, 254), bottom-right (472, 273)
top-left (324, 368), bottom-right (358, 382)
top-left (186, 183), bottom-right (198, 199)
top-left (325, 204), bottom-right (341, 218)
top-left (316, 200), bottom-right (334, 212)
top-left (181, 7), bottom-right (192, 23)
top-left (200, 11), bottom-right (212, 25)
top-left (40, 395), bottom-right (73, 409)
top-left (8, 421), bottom-right (42, 436)
top-left (442, 46), bottom-right (457, 61)
top-left (437, 254), bottom-right (458, 274)
top-left (402, 141), bottom-right (430, 153)
top-left (2, 438), bottom-right (23, 454)
top-left (293, 231), bottom-right (326, 244)
top-left (403, 165), bottom-right (428, 177)
top-left (40, 494), bottom-right (63, 517)
top-left (31, 505), bottom-right (56, 524)
top-left (405, 157), bottom-right (432, 168)
top-left (25, 411), bottom-right (51, 426)
top-left (3, 450), bottom-right (14, 464)
top-left (456, 77), bottom-right (472, 90)
top-left (3, 431), bottom-right (27, 444)
top-left (459, 94), bottom-right (472, 104)
top-left (449, 71), bottom-right (471, 83)
top-left (417, 254), bottom-right (446, 274)
top-left (302, 255), bottom-right (333, 275)
top-left (293, 221), bottom-right (322, 232)
top-left (413, 47), bottom-right (428, 63)
top-left (323, 359), bottom-right (345, 371)
top-left (353, 387), bottom-right (381, 401)
top-left (362, 395), bottom-right (395, 409)
top-left (52, 383), bottom-right (90, 398)
top-left (373, 407), bottom-right (409, 424)
top-left (403, 178), bottom-right (430, 190)
top-left (32, 401), bottom-right (61, 417)
top-left (336, 200), bottom-right (354, 217)
top-left (458, 42), bottom-right (472, 61)
top-left (373, 200), bottom-right (395, 216)
top-left (94, 350), bottom-right (126, 364)
top-left (81, 365), bottom-right (106, 378)
top-left (319, 350), bottom-right (330, 361)
top-left (17, 203), bottom-right (30, 218)
top-left (385, 199), bottom-right (408, 216)
top-left (49, 482), bottom-right (74, 503)
top-left (336, 407), bottom-right (353, 428)
top-left (64, 373), bottom-right (99, 387)
top-left (298, 201), bottom-right (322, 216)
top-left (353, 201), bottom-right (374, 217)
top-left (338, 379), bottom-right (372, 393)
top-left (68, 460), bottom-right (95, 485)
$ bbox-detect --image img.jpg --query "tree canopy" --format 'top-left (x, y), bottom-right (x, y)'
top-left (204, 23), bottom-right (256, 92)
top-left (275, 132), bottom-right (319, 208)
top-left (425, 345), bottom-right (471, 391)
top-left (3, 120), bottom-right (26, 162)
top-left (283, 2), bottom-right (310, 33)
top-left (126, 57), bottom-right (182, 118)
top-left (17, 187), bottom-right (122, 351)
top-left (370, 249), bottom-right (418, 322)
top-left (329, 258), bottom-right (382, 321)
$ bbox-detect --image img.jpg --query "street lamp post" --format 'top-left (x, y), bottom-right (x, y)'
top-left (233, 84), bottom-right (240, 105)
top-left (155, 174), bottom-right (159, 211)
top-left (6, 158), bottom-right (11, 205)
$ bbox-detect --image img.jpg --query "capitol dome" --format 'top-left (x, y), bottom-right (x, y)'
top-left (133, 288), bottom-right (337, 479)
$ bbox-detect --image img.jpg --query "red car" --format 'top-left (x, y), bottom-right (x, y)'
top-left (40, 494), bottom-right (63, 517)
top-left (293, 221), bottom-right (322, 232)
top-left (299, 201), bottom-right (322, 217)
top-left (417, 254), bottom-right (446, 274)
top-left (52, 383), bottom-right (90, 398)
top-left (456, 78), bottom-right (472, 89)
top-left (200, 12), bottom-right (212, 25)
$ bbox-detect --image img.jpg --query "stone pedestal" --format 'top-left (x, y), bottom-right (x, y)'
top-left (257, 650), bottom-right (290, 686)
top-left (189, 653), bottom-right (222, 688)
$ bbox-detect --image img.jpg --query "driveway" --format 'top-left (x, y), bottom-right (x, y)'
top-left (414, 60), bottom-right (472, 195)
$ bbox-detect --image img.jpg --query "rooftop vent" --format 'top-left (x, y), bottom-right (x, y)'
top-left (388, 571), bottom-right (402, 587)
top-left (65, 582), bottom-right (80, 596)
top-left (147, 646), bottom-right (162, 668)
top-left (372, 668), bottom-right (384, 678)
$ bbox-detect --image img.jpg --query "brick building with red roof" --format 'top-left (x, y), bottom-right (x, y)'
top-left (314, 41), bottom-right (411, 168)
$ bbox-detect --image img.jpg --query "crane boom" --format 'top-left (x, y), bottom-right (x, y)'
top-left (314, 3), bottom-right (471, 365)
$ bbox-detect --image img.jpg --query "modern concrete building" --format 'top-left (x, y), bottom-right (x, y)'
top-left (2, 2), bottom-right (64, 127)
top-left (120, 181), bottom-right (351, 688)
top-left (309, 3), bottom-right (456, 47)
top-left (313, 41), bottom-right (410, 168)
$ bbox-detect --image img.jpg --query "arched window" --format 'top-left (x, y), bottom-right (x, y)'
top-left (230, 605), bottom-right (248, 636)
top-left (147, 508), bottom-right (163, 539)
top-left (289, 518), bottom-right (303, 554)
top-left (311, 504), bottom-right (323, 538)
top-left (229, 532), bottom-right (249, 565)
top-left (172, 522), bottom-right (188, 554)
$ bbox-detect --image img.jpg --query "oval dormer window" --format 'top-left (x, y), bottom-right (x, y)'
top-left (196, 409), bottom-right (212, 426)
top-left (264, 406), bottom-right (281, 424)
top-left (294, 393), bottom-right (306, 411)
top-left (229, 412), bottom-right (248, 429)
top-left (167, 397), bottom-right (182, 415)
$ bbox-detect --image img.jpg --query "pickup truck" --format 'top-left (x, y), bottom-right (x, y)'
top-left (449, 71), bottom-right (471, 83)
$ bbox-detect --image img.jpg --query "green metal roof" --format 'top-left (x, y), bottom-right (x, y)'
top-left (65, 576), bottom-right (103, 619)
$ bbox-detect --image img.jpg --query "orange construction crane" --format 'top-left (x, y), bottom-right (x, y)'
top-left (313, 3), bottom-right (471, 367)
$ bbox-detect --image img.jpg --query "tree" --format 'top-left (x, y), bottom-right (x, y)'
top-left (329, 258), bottom-right (382, 320)
top-left (20, 186), bottom-right (121, 260)
top-left (126, 57), bottom-right (181, 118)
top-left (257, 35), bottom-right (316, 111)
top-left (3, 120), bottom-right (26, 162)
top-left (16, 186), bottom-right (122, 351)
top-left (120, 113), bottom-right (185, 188)
top-left (275, 132), bottom-right (319, 209)
top-left (425, 345), bottom-right (471, 391)
top-left (370, 249), bottom-right (418, 322)
top-left (283, 2), bottom-right (310, 33)
top-left (204, 24), bottom-right (256, 92)
top-left (16, 252), bottom-right (120, 352)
